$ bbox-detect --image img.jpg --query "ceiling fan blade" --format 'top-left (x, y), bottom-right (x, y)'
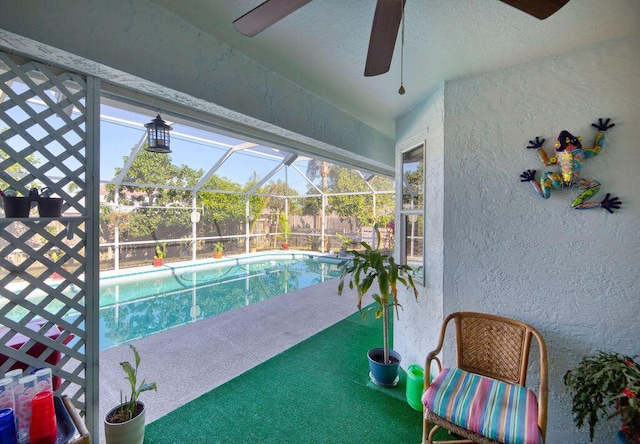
top-left (364, 0), bottom-right (406, 77)
top-left (499, 0), bottom-right (570, 20)
top-left (233, 0), bottom-right (313, 37)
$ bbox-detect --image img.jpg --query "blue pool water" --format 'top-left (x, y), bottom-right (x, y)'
top-left (98, 254), bottom-right (343, 350)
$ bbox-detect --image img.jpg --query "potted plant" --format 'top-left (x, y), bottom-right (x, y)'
top-left (564, 351), bottom-right (640, 443)
top-left (153, 242), bottom-right (166, 267)
top-left (278, 214), bottom-right (291, 250)
top-left (214, 241), bottom-right (224, 259)
top-left (104, 344), bottom-right (158, 444)
top-left (335, 233), bottom-right (353, 257)
top-left (51, 250), bottom-right (63, 280)
top-left (338, 224), bottom-right (418, 387)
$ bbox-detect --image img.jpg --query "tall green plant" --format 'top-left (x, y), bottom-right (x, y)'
top-left (338, 224), bottom-right (418, 364)
top-left (278, 213), bottom-right (291, 243)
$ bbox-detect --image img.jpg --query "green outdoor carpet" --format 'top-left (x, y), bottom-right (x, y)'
top-left (145, 311), bottom-right (456, 443)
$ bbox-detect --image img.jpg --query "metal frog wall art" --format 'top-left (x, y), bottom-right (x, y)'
top-left (519, 118), bottom-right (621, 213)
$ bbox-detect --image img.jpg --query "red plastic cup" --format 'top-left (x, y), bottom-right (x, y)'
top-left (29, 391), bottom-right (57, 444)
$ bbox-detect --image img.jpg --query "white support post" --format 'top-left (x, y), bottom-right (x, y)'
top-left (192, 194), bottom-right (198, 261)
top-left (321, 192), bottom-right (326, 253)
top-left (245, 198), bottom-right (250, 253)
top-left (114, 186), bottom-right (120, 270)
top-left (85, 74), bottom-right (101, 442)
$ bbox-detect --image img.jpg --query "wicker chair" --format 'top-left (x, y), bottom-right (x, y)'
top-left (422, 312), bottom-right (548, 444)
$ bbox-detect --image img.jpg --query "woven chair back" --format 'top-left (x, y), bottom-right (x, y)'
top-left (455, 313), bottom-right (531, 386)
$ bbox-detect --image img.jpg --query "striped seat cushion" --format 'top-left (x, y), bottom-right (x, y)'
top-left (422, 367), bottom-right (541, 444)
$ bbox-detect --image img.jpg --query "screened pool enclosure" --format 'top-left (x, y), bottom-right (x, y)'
top-left (99, 98), bottom-right (395, 271)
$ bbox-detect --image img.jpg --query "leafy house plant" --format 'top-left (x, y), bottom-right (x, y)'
top-left (335, 233), bottom-right (353, 256)
top-left (338, 224), bottom-right (418, 387)
top-left (50, 250), bottom-right (63, 280)
top-left (564, 351), bottom-right (640, 443)
top-left (104, 344), bottom-right (158, 444)
top-left (153, 242), bottom-right (166, 266)
top-left (214, 241), bottom-right (224, 258)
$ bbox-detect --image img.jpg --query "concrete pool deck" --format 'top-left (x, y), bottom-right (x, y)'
top-left (98, 277), bottom-right (359, 442)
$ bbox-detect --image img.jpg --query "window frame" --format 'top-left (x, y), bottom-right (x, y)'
top-left (398, 141), bottom-right (425, 284)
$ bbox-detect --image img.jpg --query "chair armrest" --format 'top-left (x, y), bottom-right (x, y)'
top-left (424, 313), bottom-right (458, 392)
top-left (424, 351), bottom-right (442, 392)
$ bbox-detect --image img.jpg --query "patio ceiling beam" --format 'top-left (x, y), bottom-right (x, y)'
top-left (54, 89), bottom-right (74, 118)
top-left (115, 181), bottom-right (197, 192)
top-left (402, 175), bottom-right (416, 203)
top-left (192, 145), bottom-right (244, 193)
top-left (231, 141), bottom-right (259, 152)
top-left (290, 163), bottom-right (323, 195)
top-left (245, 153), bottom-right (298, 195)
top-left (113, 132), bottom-right (147, 187)
top-left (0, 79), bottom-right (11, 103)
top-left (362, 172), bottom-right (376, 182)
top-left (357, 171), bottom-right (376, 194)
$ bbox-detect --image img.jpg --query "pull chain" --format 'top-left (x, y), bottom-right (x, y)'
top-left (398, 0), bottom-right (406, 95)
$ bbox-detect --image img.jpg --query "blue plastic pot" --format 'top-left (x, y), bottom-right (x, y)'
top-left (367, 347), bottom-right (401, 387)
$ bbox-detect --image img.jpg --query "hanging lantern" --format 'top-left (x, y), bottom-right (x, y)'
top-left (145, 114), bottom-right (172, 153)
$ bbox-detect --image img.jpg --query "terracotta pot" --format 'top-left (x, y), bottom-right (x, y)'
top-left (214, 252), bottom-right (223, 259)
top-left (153, 258), bottom-right (163, 267)
top-left (281, 243), bottom-right (289, 250)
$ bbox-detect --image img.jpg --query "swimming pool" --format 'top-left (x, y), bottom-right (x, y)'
top-left (98, 253), bottom-right (343, 350)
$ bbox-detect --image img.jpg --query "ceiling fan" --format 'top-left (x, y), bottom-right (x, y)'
top-left (232, 0), bottom-right (570, 77)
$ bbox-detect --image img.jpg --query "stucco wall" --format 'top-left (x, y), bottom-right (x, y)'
top-left (396, 36), bottom-right (640, 443)
top-left (0, 0), bottom-right (394, 171)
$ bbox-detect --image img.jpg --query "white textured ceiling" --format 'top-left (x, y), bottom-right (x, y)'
top-left (151, 0), bottom-right (640, 137)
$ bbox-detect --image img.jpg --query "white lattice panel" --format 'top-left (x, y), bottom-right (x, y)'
top-left (0, 51), bottom-right (93, 417)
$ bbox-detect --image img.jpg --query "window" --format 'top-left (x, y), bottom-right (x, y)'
top-left (399, 143), bottom-right (424, 282)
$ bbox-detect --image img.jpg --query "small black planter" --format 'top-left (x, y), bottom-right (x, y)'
top-left (37, 197), bottom-right (63, 217)
top-left (1, 196), bottom-right (31, 218)
top-left (368, 347), bottom-right (401, 387)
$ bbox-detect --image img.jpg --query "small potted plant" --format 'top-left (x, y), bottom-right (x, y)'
top-left (278, 214), bottom-right (291, 250)
top-left (335, 233), bottom-right (353, 257)
top-left (564, 350), bottom-right (640, 443)
top-left (51, 250), bottom-right (63, 280)
top-left (338, 224), bottom-right (418, 387)
top-left (104, 344), bottom-right (158, 444)
top-left (214, 242), bottom-right (224, 259)
top-left (153, 242), bottom-right (166, 267)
